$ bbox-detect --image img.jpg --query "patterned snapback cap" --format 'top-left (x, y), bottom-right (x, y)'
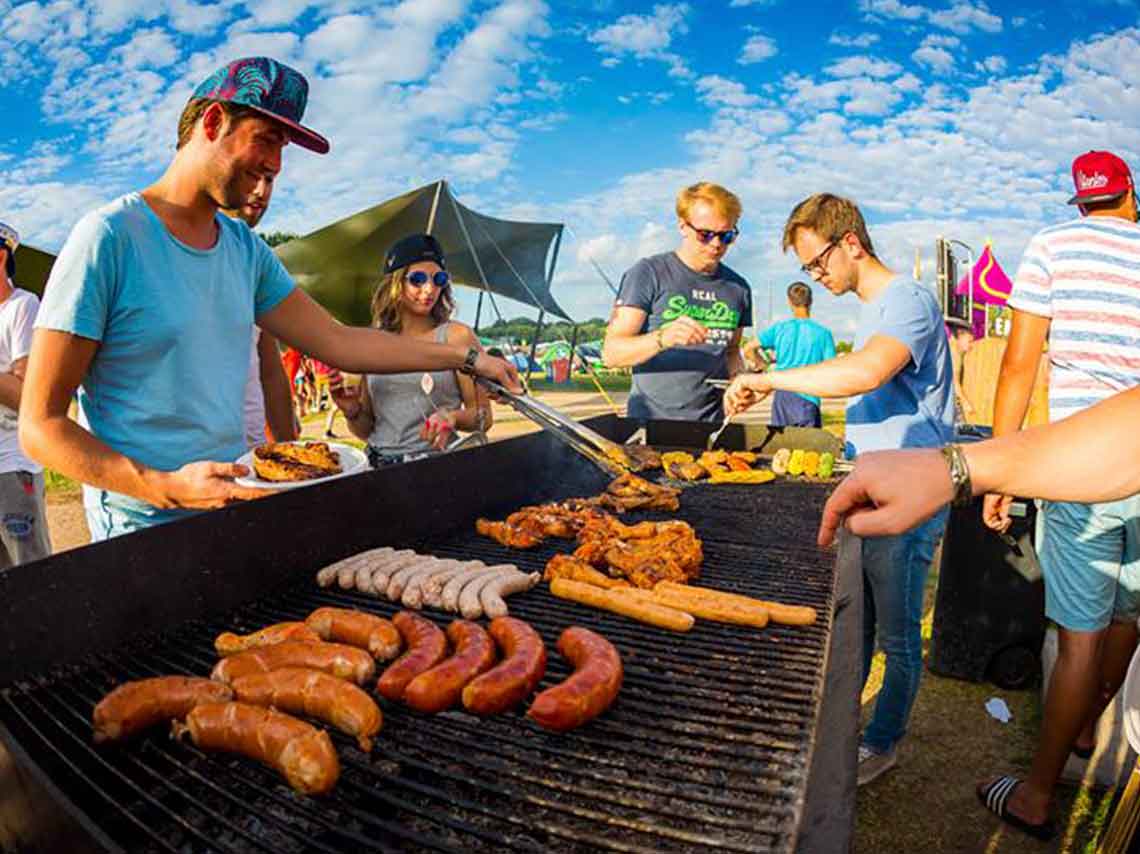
top-left (0, 223), bottom-right (18, 253)
top-left (192, 56), bottom-right (329, 154)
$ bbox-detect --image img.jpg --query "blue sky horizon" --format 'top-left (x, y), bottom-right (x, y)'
top-left (4, 0), bottom-right (1139, 338)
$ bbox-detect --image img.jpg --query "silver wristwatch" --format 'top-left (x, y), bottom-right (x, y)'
top-left (940, 444), bottom-right (973, 507)
top-left (459, 346), bottom-right (480, 376)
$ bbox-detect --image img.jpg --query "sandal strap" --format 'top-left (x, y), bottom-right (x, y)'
top-left (985, 775), bottom-right (1019, 815)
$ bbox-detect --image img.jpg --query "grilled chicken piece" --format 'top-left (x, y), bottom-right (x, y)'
top-left (624, 446), bottom-right (662, 471)
top-left (253, 442), bottom-right (342, 482)
top-left (475, 519), bottom-right (543, 549)
top-left (477, 503), bottom-right (609, 549)
top-left (572, 518), bottom-right (702, 589)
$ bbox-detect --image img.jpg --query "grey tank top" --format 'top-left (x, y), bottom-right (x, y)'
top-left (366, 323), bottom-right (464, 456)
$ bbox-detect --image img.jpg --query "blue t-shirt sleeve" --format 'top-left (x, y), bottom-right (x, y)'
top-left (615, 259), bottom-right (656, 315)
top-left (253, 237), bottom-right (296, 317)
top-left (34, 212), bottom-right (117, 341)
top-left (876, 284), bottom-right (937, 369)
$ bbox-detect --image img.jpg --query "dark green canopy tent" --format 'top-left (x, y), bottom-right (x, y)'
top-left (276, 179), bottom-right (570, 327)
top-left (11, 244), bottom-right (56, 297)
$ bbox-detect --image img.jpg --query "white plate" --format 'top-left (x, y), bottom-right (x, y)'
top-left (235, 442), bottom-right (369, 490)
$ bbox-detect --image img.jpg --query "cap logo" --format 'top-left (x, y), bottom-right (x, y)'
top-left (1077, 171), bottom-right (1110, 191)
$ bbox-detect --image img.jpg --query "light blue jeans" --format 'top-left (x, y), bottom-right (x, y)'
top-left (860, 508), bottom-right (948, 753)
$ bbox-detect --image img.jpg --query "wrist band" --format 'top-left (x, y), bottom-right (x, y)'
top-left (655, 328), bottom-right (665, 351)
top-left (940, 444), bottom-right (973, 507)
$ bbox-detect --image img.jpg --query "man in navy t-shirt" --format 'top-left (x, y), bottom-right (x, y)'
top-left (758, 281), bottom-right (836, 427)
top-left (602, 182), bottom-right (752, 422)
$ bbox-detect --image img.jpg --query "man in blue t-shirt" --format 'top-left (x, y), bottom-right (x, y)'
top-left (22, 57), bottom-right (520, 540)
top-left (757, 282), bottom-right (836, 428)
top-left (726, 193), bottom-right (954, 788)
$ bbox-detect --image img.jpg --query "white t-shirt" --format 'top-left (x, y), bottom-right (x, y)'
top-left (0, 288), bottom-right (42, 474)
top-left (243, 327), bottom-right (267, 448)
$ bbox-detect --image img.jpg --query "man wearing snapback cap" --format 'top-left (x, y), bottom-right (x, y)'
top-left (23, 57), bottom-right (520, 540)
top-left (973, 150), bottom-right (1140, 839)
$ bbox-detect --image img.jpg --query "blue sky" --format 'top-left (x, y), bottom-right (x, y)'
top-left (3, 0), bottom-right (1140, 339)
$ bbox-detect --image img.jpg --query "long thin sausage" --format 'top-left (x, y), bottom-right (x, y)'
top-left (462, 617), bottom-right (547, 716)
top-left (174, 702), bottom-right (340, 795)
top-left (214, 622), bottom-right (320, 657)
top-left (231, 667), bottom-right (382, 751)
top-left (401, 559), bottom-right (462, 609)
top-left (211, 641), bottom-right (376, 686)
top-left (93, 677), bottom-right (233, 743)
top-left (479, 572), bottom-right (540, 619)
top-left (528, 627), bottom-right (623, 731)
top-left (368, 550), bottom-right (417, 595)
top-left (421, 562), bottom-right (484, 608)
top-left (305, 607), bottom-right (401, 660)
top-left (403, 621), bottom-right (497, 713)
top-left (376, 612), bottom-right (448, 701)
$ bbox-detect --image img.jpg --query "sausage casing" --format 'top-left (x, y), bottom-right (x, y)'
top-left (93, 676), bottom-right (233, 743)
top-left (175, 702), bottom-right (339, 795)
top-left (211, 641), bottom-right (376, 686)
top-left (231, 667), bottom-right (382, 751)
top-left (305, 607), bottom-right (401, 661)
top-left (527, 627), bottom-right (622, 731)
top-left (462, 617), bottom-right (547, 716)
top-left (214, 622), bottom-right (320, 657)
top-left (376, 612), bottom-right (448, 701)
top-left (404, 621), bottom-right (497, 713)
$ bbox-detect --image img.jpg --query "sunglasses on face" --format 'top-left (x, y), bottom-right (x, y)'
top-left (407, 270), bottom-right (451, 289)
top-left (685, 220), bottom-right (739, 246)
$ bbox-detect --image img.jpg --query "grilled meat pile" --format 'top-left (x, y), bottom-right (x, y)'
top-left (253, 442), bottom-right (343, 482)
top-left (662, 450), bottom-right (758, 482)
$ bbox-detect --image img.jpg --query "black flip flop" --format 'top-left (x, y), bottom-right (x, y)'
top-left (977, 775), bottom-right (1056, 842)
top-left (1072, 744), bottom-right (1094, 760)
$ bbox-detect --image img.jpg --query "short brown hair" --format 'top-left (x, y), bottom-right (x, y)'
top-left (787, 281), bottom-right (812, 308)
top-left (676, 182), bottom-right (742, 223)
top-left (176, 98), bottom-right (263, 149)
top-left (782, 193), bottom-right (876, 258)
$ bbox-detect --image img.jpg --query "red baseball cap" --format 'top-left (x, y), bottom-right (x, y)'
top-left (1068, 150), bottom-right (1133, 205)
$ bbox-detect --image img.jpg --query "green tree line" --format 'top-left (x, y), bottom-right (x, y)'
top-left (477, 316), bottom-right (609, 344)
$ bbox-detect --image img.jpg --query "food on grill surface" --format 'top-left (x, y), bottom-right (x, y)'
top-left (818, 452), bottom-right (835, 479)
top-left (803, 451), bottom-right (820, 477)
top-left (174, 702), bottom-right (340, 796)
top-left (230, 667), bottom-right (383, 752)
top-left (594, 472), bottom-right (680, 513)
top-left (211, 641), bottom-right (376, 687)
top-left (377, 612), bottom-right (449, 701)
top-left (395, 558), bottom-right (463, 607)
top-left (771, 448), bottom-right (791, 476)
top-left (573, 517), bottom-right (703, 589)
top-left (707, 469), bottom-right (777, 485)
top-left (549, 578), bottom-right (695, 632)
top-left (662, 450), bottom-right (762, 482)
top-left (476, 500), bottom-right (607, 549)
top-left (315, 546), bottom-right (400, 589)
top-left (252, 441), bottom-right (342, 482)
top-left (463, 617), bottom-right (548, 716)
top-left (544, 554), bottom-right (631, 590)
top-left (404, 621), bottom-right (497, 714)
top-left (623, 445), bottom-right (662, 471)
top-left (305, 608), bottom-right (401, 661)
top-left (787, 449), bottom-right (805, 477)
top-left (475, 518), bottom-right (543, 548)
top-left (93, 677), bottom-right (233, 744)
top-left (528, 627), bottom-right (624, 731)
top-left (624, 586), bottom-right (769, 629)
top-left (214, 622), bottom-right (320, 657)
top-left (480, 571), bottom-right (542, 618)
top-left (655, 581), bottom-right (818, 626)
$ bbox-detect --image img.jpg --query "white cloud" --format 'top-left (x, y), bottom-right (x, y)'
top-left (894, 72), bottom-right (923, 91)
top-left (695, 75), bottom-right (760, 108)
top-left (829, 32), bottom-right (881, 48)
top-left (729, 0), bottom-right (776, 6)
top-left (859, 0), bottom-right (1003, 34)
top-left (117, 27), bottom-right (180, 69)
top-left (739, 33), bottom-right (777, 64)
top-left (975, 55), bottom-right (1007, 74)
top-left (913, 45), bottom-right (956, 74)
top-left (824, 55), bottom-right (902, 79)
top-left (588, 3), bottom-right (691, 76)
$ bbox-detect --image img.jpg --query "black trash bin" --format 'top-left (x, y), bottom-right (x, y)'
top-left (928, 429), bottom-right (1047, 690)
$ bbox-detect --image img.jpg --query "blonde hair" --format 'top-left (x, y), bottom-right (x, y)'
top-left (370, 265), bottom-right (455, 332)
top-left (676, 182), bottom-right (742, 223)
top-left (782, 193), bottom-right (877, 257)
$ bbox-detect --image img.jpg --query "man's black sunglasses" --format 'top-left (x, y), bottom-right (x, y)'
top-left (685, 220), bottom-right (739, 245)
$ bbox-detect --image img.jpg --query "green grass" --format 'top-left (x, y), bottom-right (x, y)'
top-left (44, 469), bottom-right (80, 496)
top-left (526, 372), bottom-right (632, 393)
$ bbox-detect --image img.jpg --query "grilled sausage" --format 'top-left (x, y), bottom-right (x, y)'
top-left (458, 568), bottom-right (519, 619)
top-left (376, 612), bottom-right (448, 701)
top-left (462, 617), bottom-right (547, 716)
top-left (231, 667), bottom-right (383, 752)
top-left (211, 641), bottom-right (376, 686)
top-left (440, 566), bottom-right (494, 612)
top-left (369, 551), bottom-right (420, 597)
top-left (479, 571), bottom-right (541, 619)
top-left (421, 562), bottom-right (484, 608)
top-left (401, 559), bottom-right (464, 609)
top-left (528, 627), bottom-right (622, 731)
top-left (174, 702), bottom-right (339, 795)
top-left (305, 607), bottom-right (401, 661)
top-left (403, 621), bottom-right (497, 713)
top-left (214, 622), bottom-right (320, 657)
top-left (93, 676), bottom-right (233, 743)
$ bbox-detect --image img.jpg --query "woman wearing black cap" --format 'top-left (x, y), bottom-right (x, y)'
top-left (329, 234), bottom-right (492, 466)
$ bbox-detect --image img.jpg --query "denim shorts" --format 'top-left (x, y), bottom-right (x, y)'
top-left (1038, 496), bottom-right (1140, 632)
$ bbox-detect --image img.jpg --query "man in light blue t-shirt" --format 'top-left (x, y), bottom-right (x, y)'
top-left (726, 193), bottom-right (953, 788)
top-left (757, 281), bottom-right (836, 428)
top-left (22, 57), bottom-right (520, 540)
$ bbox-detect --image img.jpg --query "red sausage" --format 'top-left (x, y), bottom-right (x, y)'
top-left (93, 676), bottom-right (233, 743)
top-left (527, 627), bottom-right (622, 731)
top-left (404, 621), bottom-right (497, 713)
top-left (462, 617), bottom-right (547, 716)
top-left (376, 612), bottom-right (448, 701)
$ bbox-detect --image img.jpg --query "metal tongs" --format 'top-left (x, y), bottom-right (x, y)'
top-left (477, 378), bottom-right (630, 476)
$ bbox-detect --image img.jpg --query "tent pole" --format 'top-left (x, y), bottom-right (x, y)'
top-left (569, 323), bottom-right (580, 373)
top-left (445, 187), bottom-right (501, 338)
top-left (474, 290), bottom-right (485, 332)
top-left (425, 181), bottom-right (443, 235)
top-left (529, 310), bottom-right (545, 373)
top-left (546, 226), bottom-right (564, 290)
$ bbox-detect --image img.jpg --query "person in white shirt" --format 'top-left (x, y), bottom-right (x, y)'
top-left (0, 223), bottom-right (50, 566)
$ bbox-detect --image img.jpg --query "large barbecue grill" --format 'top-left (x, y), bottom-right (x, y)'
top-left (0, 417), bottom-right (860, 853)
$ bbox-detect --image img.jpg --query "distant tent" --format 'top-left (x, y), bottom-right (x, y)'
top-left (276, 180), bottom-right (570, 327)
top-left (955, 243), bottom-right (1013, 339)
top-left (11, 244), bottom-right (56, 297)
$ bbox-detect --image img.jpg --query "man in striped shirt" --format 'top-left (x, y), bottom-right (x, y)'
top-left (978, 150), bottom-right (1140, 839)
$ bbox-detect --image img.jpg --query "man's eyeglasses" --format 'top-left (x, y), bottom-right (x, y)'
top-left (800, 242), bottom-right (838, 277)
top-left (407, 270), bottom-right (451, 289)
top-left (685, 221), bottom-right (739, 246)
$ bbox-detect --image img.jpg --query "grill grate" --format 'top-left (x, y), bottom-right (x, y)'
top-left (0, 479), bottom-right (837, 853)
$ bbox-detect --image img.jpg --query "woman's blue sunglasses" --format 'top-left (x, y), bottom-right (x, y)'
top-left (407, 270), bottom-right (451, 288)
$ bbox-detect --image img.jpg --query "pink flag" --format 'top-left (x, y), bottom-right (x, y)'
top-left (955, 244), bottom-right (1012, 339)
